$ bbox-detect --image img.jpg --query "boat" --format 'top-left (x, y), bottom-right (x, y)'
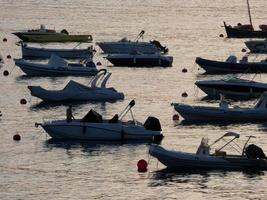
top-left (96, 30), bottom-right (168, 54)
top-left (172, 92), bottom-right (267, 123)
top-left (35, 100), bottom-right (164, 142)
top-left (105, 52), bottom-right (173, 67)
top-left (0, 53), bottom-right (3, 64)
top-left (14, 54), bottom-right (98, 76)
top-left (13, 24), bottom-right (92, 43)
top-left (224, 22), bottom-right (267, 39)
top-left (245, 39), bottom-right (267, 53)
top-left (223, 0), bottom-right (267, 38)
top-left (195, 75), bottom-right (267, 100)
top-left (196, 56), bottom-right (267, 74)
top-left (28, 69), bottom-right (124, 102)
top-left (149, 132), bottom-right (267, 171)
top-left (20, 42), bottom-right (93, 59)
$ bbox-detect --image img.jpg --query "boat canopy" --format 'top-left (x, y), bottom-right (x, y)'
top-left (48, 54), bottom-right (67, 67)
top-left (63, 80), bottom-right (90, 92)
top-left (210, 132), bottom-right (240, 147)
top-left (223, 132), bottom-right (240, 138)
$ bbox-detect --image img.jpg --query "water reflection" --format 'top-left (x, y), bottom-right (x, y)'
top-left (149, 168), bottom-right (214, 187)
top-left (149, 168), bottom-right (265, 188)
top-left (30, 100), bottom-right (109, 110)
top-left (43, 138), bottom-right (151, 156)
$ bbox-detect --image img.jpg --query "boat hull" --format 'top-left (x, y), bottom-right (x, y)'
top-left (22, 45), bottom-right (91, 59)
top-left (106, 55), bottom-right (173, 67)
top-left (173, 103), bottom-right (267, 122)
top-left (196, 57), bottom-right (267, 74)
top-left (15, 59), bottom-right (98, 76)
top-left (40, 120), bottom-right (162, 141)
top-left (195, 80), bottom-right (267, 100)
top-left (149, 145), bottom-right (267, 171)
top-left (97, 42), bottom-right (161, 54)
top-left (224, 23), bottom-right (267, 38)
top-left (245, 40), bottom-right (267, 53)
top-left (29, 86), bottom-right (124, 102)
top-left (13, 32), bottom-right (92, 43)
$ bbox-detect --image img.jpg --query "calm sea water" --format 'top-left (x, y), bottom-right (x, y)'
top-left (1, 0), bottom-right (267, 199)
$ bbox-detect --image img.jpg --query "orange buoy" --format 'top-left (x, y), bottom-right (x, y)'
top-left (172, 114), bottom-right (179, 121)
top-left (137, 159), bottom-right (148, 172)
top-left (96, 62), bottom-right (102, 66)
top-left (241, 48), bottom-right (247, 52)
top-left (20, 99), bottom-right (27, 105)
top-left (13, 134), bottom-right (21, 141)
top-left (219, 34), bottom-right (224, 37)
top-left (7, 55), bottom-right (11, 59)
top-left (3, 38), bottom-right (7, 42)
top-left (182, 68), bottom-right (188, 73)
top-left (3, 70), bottom-right (9, 76)
top-left (181, 92), bottom-right (188, 98)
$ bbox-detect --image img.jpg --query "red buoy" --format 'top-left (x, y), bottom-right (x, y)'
top-left (182, 68), bottom-right (188, 73)
top-left (3, 70), bottom-right (9, 76)
top-left (181, 92), bottom-right (188, 98)
top-left (20, 98), bottom-right (27, 105)
top-left (241, 48), bottom-right (247, 52)
top-left (3, 38), bottom-right (7, 42)
top-left (13, 134), bottom-right (21, 141)
top-left (137, 159), bottom-right (148, 172)
top-left (219, 34), bottom-right (224, 38)
top-left (7, 55), bottom-right (11, 59)
top-left (96, 62), bottom-right (102, 66)
top-left (172, 114), bottom-right (179, 121)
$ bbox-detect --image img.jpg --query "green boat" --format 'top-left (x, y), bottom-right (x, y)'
top-left (13, 25), bottom-right (93, 43)
top-left (16, 34), bottom-right (93, 43)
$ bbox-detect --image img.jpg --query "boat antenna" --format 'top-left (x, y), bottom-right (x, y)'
top-left (119, 100), bottom-right (135, 120)
top-left (247, 0), bottom-right (253, 27)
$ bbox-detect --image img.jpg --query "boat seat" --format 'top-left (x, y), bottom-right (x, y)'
top-left (109, 114), bottom-right (119, 123)
top-left (215, 150), bottom-right (227, 157)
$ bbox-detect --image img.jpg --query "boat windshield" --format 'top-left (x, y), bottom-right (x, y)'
top-left (224, 75), bottom-right (252, 83)
top-left (196, 137), bottom-right (210, 155)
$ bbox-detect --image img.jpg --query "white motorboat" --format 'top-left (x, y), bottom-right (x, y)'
top-left (245, 39), bottom-right (267, 53)
top-left (172, 92), bottom-right (267, 122)
top-left (96, 30), bottom-right (168, 54)
top-left (150, 132), bottom-right (267, 171)
top-left (28, 69), bottom-right (124, 102)
top-left (195, 75), bottom-right (267, 100)
top-left (20, 42), bottom-right (93, 59)
top-left (14, 54), bottom-right (98, 76)
top-left (35, 100), bottom-right (164, 142)
top-left (105, 52), bottom-right (173, 67)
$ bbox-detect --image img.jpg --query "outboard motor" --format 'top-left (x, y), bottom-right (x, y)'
top-left (144, 116), bottom-right (162, 131)
top-left (61, 29), bottom-right (69, 35)
top-left (150, 40), bottom-right (168, 54)
top-left (245, 144), bottom-right (267, 159)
